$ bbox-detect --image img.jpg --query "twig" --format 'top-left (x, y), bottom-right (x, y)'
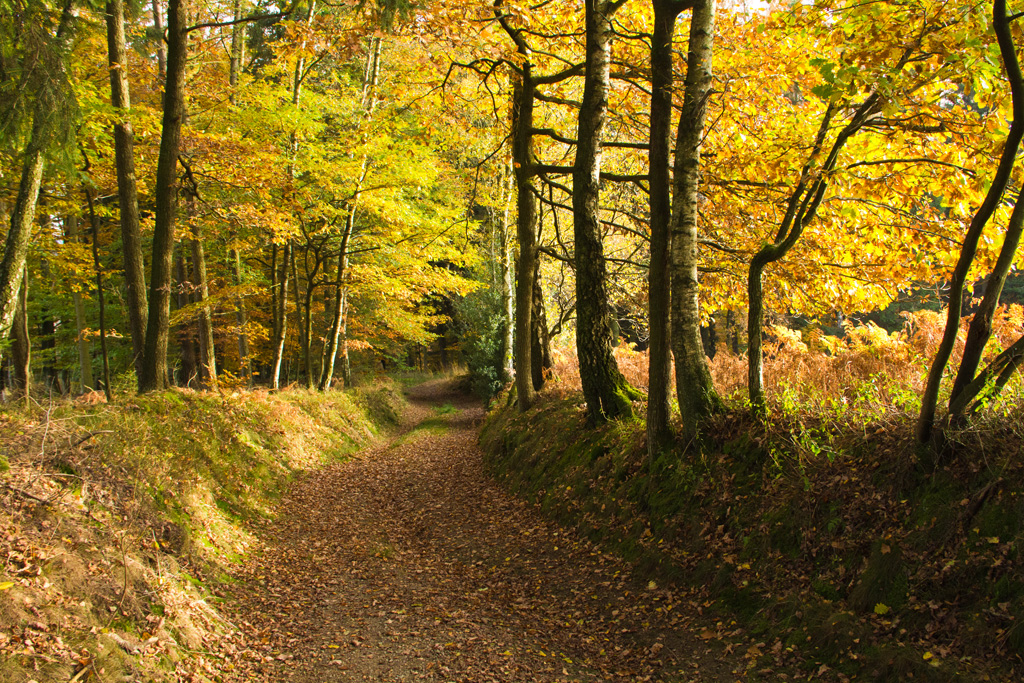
top-left (3, 482), bottom-right (50, 506)
top-left (69, 663), bottom-right (93, 683)
top-left (72, 431), bottom-right (114, 448)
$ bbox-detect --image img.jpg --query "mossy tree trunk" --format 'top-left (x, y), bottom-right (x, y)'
top-left (574, 0), bottom-right (638, 424)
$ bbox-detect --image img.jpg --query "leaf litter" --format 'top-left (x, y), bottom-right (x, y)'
top-left (223, 380), bottom-right (768, 682)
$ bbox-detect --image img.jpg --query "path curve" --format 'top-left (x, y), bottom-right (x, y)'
top-left (226, 380), bottom-right (745, 682)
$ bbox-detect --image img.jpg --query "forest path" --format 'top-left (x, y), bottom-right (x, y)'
top-left (225, 379), bottom-right (748, 682)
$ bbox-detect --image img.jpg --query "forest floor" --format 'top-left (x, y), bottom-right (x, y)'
top-left (223, 380), bottom-right (776, 683)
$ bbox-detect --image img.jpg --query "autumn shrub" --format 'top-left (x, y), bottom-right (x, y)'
top-left (544, 306), bottom-right (1024, 421)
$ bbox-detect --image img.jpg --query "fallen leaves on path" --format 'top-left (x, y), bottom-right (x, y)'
top-left (224, 381), bottom-right (753, 682)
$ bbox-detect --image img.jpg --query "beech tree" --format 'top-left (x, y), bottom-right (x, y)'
top-left (574, 0), bottom-right (642, 423)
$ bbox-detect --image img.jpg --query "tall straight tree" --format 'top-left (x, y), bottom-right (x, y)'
top-left (139, 0), bottom-right (188, 392)
top-left (493, 0), bottom-right (581, 411)
top-left (106, 0), bottom-right (148, 377)
top-left (646, 0), bottom-right (690, 452)
top-left (670, 0), bottom-right (720, 437)
top-left (573, 0), bottom-right (639, 423)
top-left (0, 0), bottom-right (74, 342)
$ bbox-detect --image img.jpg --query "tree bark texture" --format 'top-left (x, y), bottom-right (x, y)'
top-left (671, 0), bottom-right (721, 438)
top-left (151, 0), bottom-right (167, 79)
top-left (106, 0), bottom-right (148, 378)
top-left (499, 163), bottom-right (515, 384)
top-left (573, 0), bottom-right (636, 423)
top-left (645, 0), bottom-right (685, 453)
top-left (140, 0), bottom-right (188, 392)
top-left (174, 249), bottom-right (198, 387)
top-left (530, 263), bottom-right (551, 391)
top-left (0, 3), bottom-right (74, 344)
top-left (190, 226), bottom-right (218, 390)
top-left (11, 268), bottom-right (30, 401)
top-left (512, 71), bottom-right (538, 411)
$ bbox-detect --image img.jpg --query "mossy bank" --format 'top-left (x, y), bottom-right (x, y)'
top-left (480, 393), bottom-right (1024, 681)
top-left (0, 383), bottom-right (405, 683)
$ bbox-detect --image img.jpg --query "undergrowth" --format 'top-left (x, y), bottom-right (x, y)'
top-left (480, 390), bottom-right (1024, 682)
top-left (0, 382), bottom-right (405, 683)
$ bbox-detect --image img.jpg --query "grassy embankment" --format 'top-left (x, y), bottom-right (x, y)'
top-left (0, 381), bottom-right (405, 683)
top-left (481, 378), bottom-right (1023, 681)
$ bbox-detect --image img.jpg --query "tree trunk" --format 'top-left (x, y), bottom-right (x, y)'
top-left (174, 249), bottom-right (198, 387)
top-left (84, 189), bottom-right (114, 402)
top-left (573, 0), bottom-right (637, 423)
top-left (296, 247), bottom-right (317, 388)
top-left (140, 0), bottom-right (188, 392)
top-left (499, 162), bottom-right (515, 384)
top-left (270, 242), bottom-right (292, 389)
top-left (228, 0), bottom-right (244, 101)
top-left (106, 0), bottom-right (147, 378)
top-left (530, 263), bottom-right (551, 391)
top-left (66, 215), bottom-right (95, 392)
top-left (646, 0), bottom-right (685, 452)
top-left (232, 249), bottom-right (251, 385)
top-left (11, 268), bottom-right (30, 402)
top-left (320, 207), bottom-right (356, 390)
top-left (0, 3), bottom-right (74, 343)
top-left (512, 72), bottom-right (538, 411)
top-left (921, 0), bottom-right (1024, 438)
top-left (190, 227), bottom-right (217, 390)
top-left (746, 94), bottom-right (875, 411)
top-left (671, 0), bottom-right (721, 438)
top-left (152, 0), bottom-right (167, 79)
top-left (340, 299), bottom-right (353, 388)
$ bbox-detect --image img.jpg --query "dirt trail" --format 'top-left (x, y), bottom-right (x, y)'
top-left (225, 380), bottom-right (748, 682)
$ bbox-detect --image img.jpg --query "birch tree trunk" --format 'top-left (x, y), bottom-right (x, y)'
top-left (670, 0), bottom-right (721, 438)
top-left (270, 242), bottom-right (292, 389)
